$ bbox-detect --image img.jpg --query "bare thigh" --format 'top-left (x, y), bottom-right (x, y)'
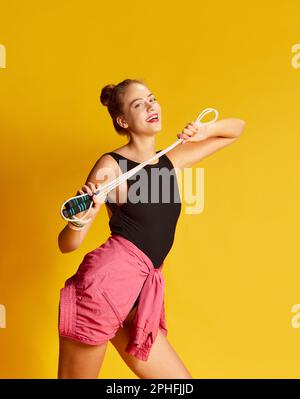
top-left (57, 336), bottom-right (108, 379)
top-left (110, 307), bottom-right (193, 379)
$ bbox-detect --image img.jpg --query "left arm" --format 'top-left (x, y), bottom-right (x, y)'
top-left (166, 118), bottom-right (246, 169)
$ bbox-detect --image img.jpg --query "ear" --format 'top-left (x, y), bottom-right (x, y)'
top-left (116, 115), bottom-right (128, 129)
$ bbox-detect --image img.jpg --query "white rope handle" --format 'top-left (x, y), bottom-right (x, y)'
top-left (60, 107), bottom-right (219, 225)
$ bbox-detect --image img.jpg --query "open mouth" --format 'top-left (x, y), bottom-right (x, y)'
top-left (146, 114), bottom-right (160, 123)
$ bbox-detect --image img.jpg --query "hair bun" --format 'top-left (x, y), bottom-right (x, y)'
top-left (100, 84), bottom-right (116, 107)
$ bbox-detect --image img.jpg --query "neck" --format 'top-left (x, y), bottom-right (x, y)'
top-left (127, 134), bottom-right (157, 160)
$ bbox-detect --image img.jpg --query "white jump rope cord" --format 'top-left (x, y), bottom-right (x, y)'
top-left (60, 107), bottom-right (219, 225)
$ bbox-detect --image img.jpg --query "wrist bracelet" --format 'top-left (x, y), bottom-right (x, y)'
top-left (68, 222), bottom-right (85, 231)
top-left (70, 219), bottom-right (85, 227)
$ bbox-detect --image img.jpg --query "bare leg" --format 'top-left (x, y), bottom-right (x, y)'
top-left (57, 336), bottom-right (108, 379)
top-left (110, 308), bottom-right (193, 379)
top-left (57, 305), bottom-right (138, 378)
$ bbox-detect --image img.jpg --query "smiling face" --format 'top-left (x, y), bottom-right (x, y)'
top-left (116, 83), bottom-right (162, 137)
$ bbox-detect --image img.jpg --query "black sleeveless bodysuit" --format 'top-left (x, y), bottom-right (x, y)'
top-left (103, 150), bottom-right (182, 310)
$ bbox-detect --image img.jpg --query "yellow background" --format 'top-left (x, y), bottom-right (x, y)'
top-left (1, 0), bottom-right (300, 378)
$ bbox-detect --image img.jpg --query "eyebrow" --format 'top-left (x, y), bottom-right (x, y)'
top-left (129, 93), bottom-right (154, 107)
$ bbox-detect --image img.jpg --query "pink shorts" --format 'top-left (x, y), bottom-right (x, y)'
top-left (58, 234), bottom-right (168, 361)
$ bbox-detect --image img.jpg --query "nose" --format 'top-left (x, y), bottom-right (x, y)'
top-left (146, 100), bottom-right (155, 110)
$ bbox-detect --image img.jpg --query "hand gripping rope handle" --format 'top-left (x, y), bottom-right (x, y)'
top-left (60, 107), bottom-right (219, 225)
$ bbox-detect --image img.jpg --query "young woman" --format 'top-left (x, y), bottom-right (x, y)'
top-left (57, 78), bottom-right (246, 379)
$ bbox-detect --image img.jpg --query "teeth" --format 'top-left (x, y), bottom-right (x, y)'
top-left (147, 115), bottom-right (158, 121)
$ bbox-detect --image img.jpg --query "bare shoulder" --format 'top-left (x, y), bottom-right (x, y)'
top-left (85, 152), bottom-right (121, 185)
top-left (109, 144), bottom-right (131, 157)
top-left (96, 147), bottom-right (132, 169)
top-left (96, 152), bottom-right (119, 168)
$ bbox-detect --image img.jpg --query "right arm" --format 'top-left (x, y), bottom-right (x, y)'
top-left (58, 154), bottom-right (119, 253)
